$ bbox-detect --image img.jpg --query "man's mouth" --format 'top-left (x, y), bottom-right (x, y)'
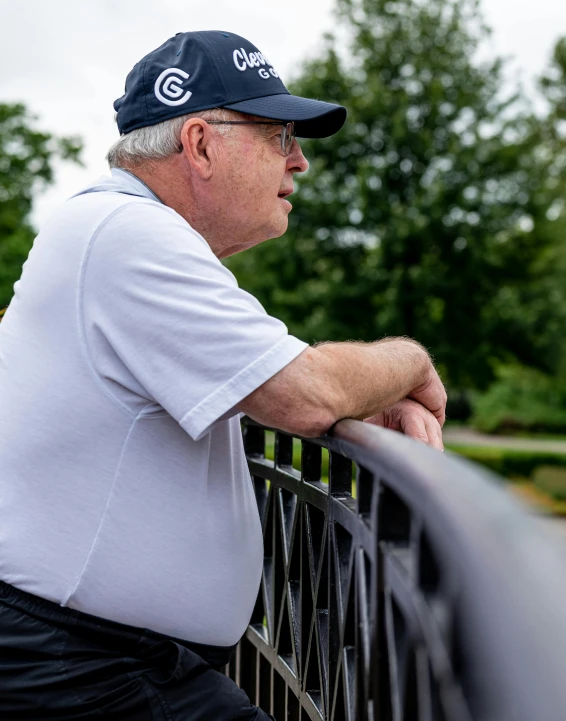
top-left (278, 188), bottom-right (293, 199)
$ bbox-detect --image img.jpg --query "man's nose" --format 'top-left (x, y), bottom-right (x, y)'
top-left (287, 140), bottom-right (309, 174)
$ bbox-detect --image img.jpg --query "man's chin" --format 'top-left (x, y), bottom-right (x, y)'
top-left (268, 214), bottom-right (290, 240)
top-left (218, 219), bottom-right (289, 258)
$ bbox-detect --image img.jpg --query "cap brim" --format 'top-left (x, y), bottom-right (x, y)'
top-left (223, 93), bottom-right (347, 138)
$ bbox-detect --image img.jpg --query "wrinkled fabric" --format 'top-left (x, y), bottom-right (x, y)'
top-left (0, 582), bottom-right (274, 720)
top-left (0, 166), bottom-right (305, 644)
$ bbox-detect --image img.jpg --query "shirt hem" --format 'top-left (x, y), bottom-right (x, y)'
top-left (180, 335), bottom-right (308, 440)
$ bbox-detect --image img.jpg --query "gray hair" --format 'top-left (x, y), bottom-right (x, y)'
top-left (106, 107), bottom-right (238, 168)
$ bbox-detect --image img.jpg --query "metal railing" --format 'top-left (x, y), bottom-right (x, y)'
top-left (226, 417), bottom-right (566, 721)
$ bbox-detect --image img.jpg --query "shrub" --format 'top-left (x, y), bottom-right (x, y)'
top-left (470, 365), bottom-right (566, 434)
top-left (446, 444), bottom-right (566, 480)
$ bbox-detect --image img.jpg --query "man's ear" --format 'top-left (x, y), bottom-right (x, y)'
top-left (179, 119), bottom-right (213, 179)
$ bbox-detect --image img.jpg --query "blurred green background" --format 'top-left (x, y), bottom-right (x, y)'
top-left (2, 0), bottom-right (566, 510)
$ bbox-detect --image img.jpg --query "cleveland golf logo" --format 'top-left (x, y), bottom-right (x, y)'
top-left (233, 48), bottom-right (279, 79)
top-left (154, 68), bottom-right (193, 106)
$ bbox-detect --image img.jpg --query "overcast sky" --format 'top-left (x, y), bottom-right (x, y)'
top-left (1, 0), bottom-right (565, 228)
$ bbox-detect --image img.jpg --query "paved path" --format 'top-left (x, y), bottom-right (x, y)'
top-left (443, 427), bottom-right (566, 454)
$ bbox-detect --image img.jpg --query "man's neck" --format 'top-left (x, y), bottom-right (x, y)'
top-left (115, 168), bottom-right (164, 204)
top-left (123, 161), bottom-right (223, 254)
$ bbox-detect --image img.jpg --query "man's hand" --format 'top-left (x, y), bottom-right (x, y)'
top-left (406, 363), bottom-right (447, 428)
top-left (364, 398), bottom-right (444, 451)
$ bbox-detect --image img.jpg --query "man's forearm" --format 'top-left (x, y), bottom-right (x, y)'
top-left (312, 338), bottom-right (432, 423)
top-left (239, 337), bottom-right (445, 438)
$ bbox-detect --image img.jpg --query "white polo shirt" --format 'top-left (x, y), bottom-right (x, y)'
top-left (0, 169), bottom-right (307, 646)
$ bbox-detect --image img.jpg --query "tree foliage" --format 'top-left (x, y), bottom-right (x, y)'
top-left (0, 103), bottom-right (82, 307)
top-left (517, 37), bottom-right (566, 378)
top-left (227, 0), bottom-right (561, 389)
top-left (471, 364), bottom-right (566, 434)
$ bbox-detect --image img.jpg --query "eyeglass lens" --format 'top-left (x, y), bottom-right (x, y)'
top-left (282, 123), bottom-right (295, 155)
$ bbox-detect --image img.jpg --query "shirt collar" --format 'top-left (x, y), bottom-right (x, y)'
top-left (110, 168), bottom-right (163, 204)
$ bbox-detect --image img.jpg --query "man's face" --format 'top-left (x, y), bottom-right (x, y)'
top-left (210, 118), bottom-right (309, 257)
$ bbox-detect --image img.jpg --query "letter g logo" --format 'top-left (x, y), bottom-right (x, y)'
top-left (154, 68), bottom-right (192, 106)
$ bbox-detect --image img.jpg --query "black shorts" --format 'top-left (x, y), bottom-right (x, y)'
top-left (0, 581), bottom-right (274, 720)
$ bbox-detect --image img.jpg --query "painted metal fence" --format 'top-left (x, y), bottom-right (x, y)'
top-left (226, 417), bottom-right (566, 721)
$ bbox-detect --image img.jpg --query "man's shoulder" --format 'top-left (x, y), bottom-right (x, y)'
top-left (44, 185), bottom-right (164, 235)
top-left (93, 196), bottom-right (208, 251)
top-left (62, 189), bottom-right (204, 247)
top-left (69, 190), bottom-right (217, 281)
top-left (67, 188), bottom-right (171, 222)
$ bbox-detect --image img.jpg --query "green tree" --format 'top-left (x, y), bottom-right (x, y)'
top-left (0, 103), bottom-right (82, 307)
top-left (227, 0), bottom-right (555, 389)
top-left (520, 36), bottom-right (566, 378)
top-left (452, 35), bottom-right (566, 433)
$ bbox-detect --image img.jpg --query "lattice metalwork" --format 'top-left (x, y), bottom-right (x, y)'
top-left (226, 418), bottom-right (566, 721)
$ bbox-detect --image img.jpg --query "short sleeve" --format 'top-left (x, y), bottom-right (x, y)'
top-left (80, 200), bottom-right (308, 440)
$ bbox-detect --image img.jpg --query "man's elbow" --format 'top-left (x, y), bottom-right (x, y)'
top-left (238, 353), bottom-right (343, 437)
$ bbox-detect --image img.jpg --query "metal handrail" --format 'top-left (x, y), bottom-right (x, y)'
top-left (227, 418), bottom-right (566, 721)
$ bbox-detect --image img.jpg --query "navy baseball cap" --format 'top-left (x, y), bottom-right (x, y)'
top-left (114, 31), bottom-right (347, 139)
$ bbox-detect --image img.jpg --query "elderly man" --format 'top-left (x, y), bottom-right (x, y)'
top-left (0, 31), bottom-right (445, 720)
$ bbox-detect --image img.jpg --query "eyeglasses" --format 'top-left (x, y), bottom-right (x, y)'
top-left (206, 120), bottom-right (296, 156)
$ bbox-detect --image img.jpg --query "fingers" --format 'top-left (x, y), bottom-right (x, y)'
top-left (423, 411), bottom-right (444, 451)
top-left (364, 399), bottom-right (444, 451)
top-left (363, 411), bottom-right (385, 427)
top-left (403, 413), bottom-right (443, 451)
top-left (408, 366), bottom-right (447, 427)
top-left (399, 411), bottom-right (430, 445)
top-left (395, 399), bottom-right (445, 451)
